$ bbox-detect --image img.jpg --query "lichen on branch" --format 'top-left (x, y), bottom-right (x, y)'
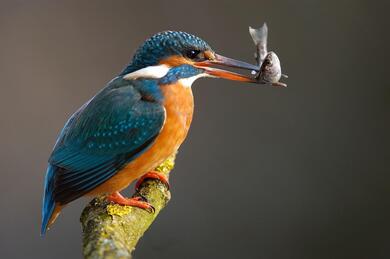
top-left (80, 155), bottom-right (175, 259)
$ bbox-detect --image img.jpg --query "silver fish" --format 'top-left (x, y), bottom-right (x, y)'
top-left (249, 23), bottom-right (287, 87)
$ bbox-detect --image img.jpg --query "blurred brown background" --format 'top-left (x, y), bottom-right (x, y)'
top-left (0, 0), bottom-right (389, 258)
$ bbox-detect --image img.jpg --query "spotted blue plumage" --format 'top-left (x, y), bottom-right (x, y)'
top-left (42, 30), bottom-right (214, 235)
top-left (41, 77), bottom-right (165, 234)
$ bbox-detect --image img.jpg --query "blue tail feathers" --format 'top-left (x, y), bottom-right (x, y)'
top-left (41, 164), bottom-right (56, 236)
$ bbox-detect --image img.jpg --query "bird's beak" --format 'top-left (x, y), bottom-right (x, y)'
top-left (194, 53), bottom-right (258, 83)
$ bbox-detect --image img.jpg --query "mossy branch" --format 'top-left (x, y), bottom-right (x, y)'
top-left (80, 155), bottom-right (175, 259)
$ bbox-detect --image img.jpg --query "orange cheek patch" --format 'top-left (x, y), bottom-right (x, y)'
top-left (159, 55), bottom-right (193, 67)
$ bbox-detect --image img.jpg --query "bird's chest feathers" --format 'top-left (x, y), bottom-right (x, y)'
top-left (161, 82), bottom-right (194, 131)
top-left (91, 81), bottom-right (194, 192)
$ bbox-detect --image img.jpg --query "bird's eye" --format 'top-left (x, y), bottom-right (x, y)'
top-left (186, 49), bottom-right (201, 59)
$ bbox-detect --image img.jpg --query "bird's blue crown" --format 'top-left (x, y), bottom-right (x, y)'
top-left (120, 31), bottom-right (211, 75)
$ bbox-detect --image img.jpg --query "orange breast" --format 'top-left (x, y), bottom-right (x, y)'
top-left (88, 82), bottom-right (194, 195)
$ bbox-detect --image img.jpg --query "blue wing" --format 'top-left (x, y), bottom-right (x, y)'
top-left (45, 78), bottom-right (165, 205)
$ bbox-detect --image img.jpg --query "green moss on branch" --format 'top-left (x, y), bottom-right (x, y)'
top-left (80, 156), bottom-right (175, 259)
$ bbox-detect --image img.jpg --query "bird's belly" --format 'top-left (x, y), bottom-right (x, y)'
top-left (88, 82), bottom-right (194, 195)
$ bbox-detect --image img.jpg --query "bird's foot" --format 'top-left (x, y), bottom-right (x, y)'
top-left (107, 191), bottom-right (155, 213)
top-left (135, 171), bottom-right (170, 191)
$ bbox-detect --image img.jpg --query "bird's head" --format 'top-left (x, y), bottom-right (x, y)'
top-left (121, 31), bottom-right (258, 85)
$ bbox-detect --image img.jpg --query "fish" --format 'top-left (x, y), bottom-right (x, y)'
top-left (249, 23), bottom-right (287, 87)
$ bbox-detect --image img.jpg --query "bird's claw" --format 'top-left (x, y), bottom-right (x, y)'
top-left (107, 191), bottom-right (155, 213)
top-left (129, 195), bottom-right (155, 213)
top-left (131, 195), bottom-right (146, 202)
top-left (144, 203), bottom-right (155, 214)
top-left (135, 171), bottom-right (170, 191)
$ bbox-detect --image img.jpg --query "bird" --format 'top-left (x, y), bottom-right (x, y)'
top-left (41, 31), bottom-right (259, 235)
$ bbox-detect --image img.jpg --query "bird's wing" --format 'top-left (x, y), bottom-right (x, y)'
top-left (48, 78), bottom-right (165, 204)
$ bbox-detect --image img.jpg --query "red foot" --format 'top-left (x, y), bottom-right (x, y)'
top-left (107, 191), bottom-right (155, 213)
top-left (135, 171), bottom-right (170, 191)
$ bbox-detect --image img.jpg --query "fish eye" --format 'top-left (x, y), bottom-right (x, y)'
top-left (263, 59), bottom-right (272, 66)
top-left (186, 49), bottom-right (201, 59)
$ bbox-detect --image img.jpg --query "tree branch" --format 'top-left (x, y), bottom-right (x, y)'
top-left (80, 155), bottom-right (175, 259)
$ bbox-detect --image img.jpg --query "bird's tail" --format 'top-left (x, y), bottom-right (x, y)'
top-left (41, 164), bottom-right (60, 236)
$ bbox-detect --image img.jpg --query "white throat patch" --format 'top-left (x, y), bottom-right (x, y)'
top-left (123, 65), bottom-right (209, 88)
top-left (178, 73), bottom-right (209, 88)
top-left (123, 64), bottom-right (170, 80)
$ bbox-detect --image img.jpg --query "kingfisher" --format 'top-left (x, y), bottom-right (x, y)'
top-left (41, 31), bottom-right (259, 235)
